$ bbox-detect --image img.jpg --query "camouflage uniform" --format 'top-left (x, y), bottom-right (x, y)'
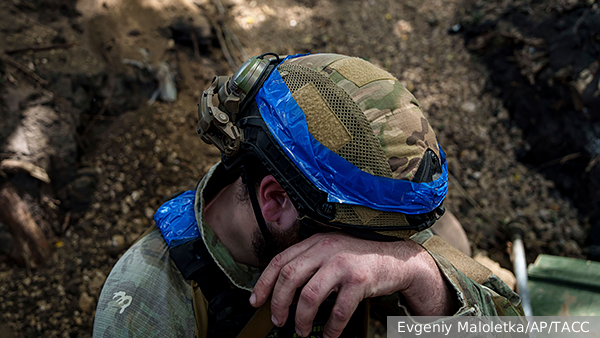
top-left (94, 164), bottom-right (523, 338)
top-left (94, 54), bottom-right (524, 337)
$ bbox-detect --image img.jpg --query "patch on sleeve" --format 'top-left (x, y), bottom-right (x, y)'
top-left (292, 82), bottom-right (352, 152)
top-left (112, 291), bottom-right (133, 314)
top-left (329, 57), bottom-right (397, 87)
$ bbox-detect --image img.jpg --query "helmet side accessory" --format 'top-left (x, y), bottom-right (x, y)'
top-left (198, 53), bottom-right (281, 157)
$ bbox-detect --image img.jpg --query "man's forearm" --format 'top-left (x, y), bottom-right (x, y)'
top-left (401, 246), bottom-right (459, 316)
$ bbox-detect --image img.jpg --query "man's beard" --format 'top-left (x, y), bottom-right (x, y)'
top-left (252, 219), bottom-right (301, 268)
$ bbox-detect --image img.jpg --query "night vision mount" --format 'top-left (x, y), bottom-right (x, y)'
top-left (197, 53), bottom-right (281, 157)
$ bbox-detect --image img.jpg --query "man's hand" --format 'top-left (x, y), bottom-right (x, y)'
top-left (249, 232), bottom-right (458, 338)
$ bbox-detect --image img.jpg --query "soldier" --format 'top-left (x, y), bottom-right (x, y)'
top-left (93, 53), bottom-right (523, 338)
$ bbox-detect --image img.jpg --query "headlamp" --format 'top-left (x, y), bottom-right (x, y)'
top-left (197, 53), bottom-right (280, 156)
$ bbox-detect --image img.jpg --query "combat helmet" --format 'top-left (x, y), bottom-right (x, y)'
top-left (198, 53), bottom-right (448, 240)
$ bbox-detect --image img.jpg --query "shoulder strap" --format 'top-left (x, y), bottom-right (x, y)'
top-left (169, 237), bottom-right (232, 301)
top-left (169, 237), bottom-right (262, 337)
top-left (421, 235), bottom-right (493, 284)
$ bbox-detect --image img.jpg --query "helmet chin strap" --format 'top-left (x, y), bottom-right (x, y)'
top-left (240, 166), bottom-right (273, 246)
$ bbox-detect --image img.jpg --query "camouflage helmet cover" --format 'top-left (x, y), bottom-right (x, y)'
top-left (283, 53), bottom-right (440, 181)
top-left (201, 53), bottom-right (447, 239)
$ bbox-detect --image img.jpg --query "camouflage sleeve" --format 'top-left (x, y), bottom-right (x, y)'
top-left (425, 250), bottom-right (525, 316)
top-left (93, 230), bottom-right (197, 338)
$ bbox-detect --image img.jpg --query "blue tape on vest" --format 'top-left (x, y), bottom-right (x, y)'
top-left (255, 68), bottom-right (448, 214)
top-left (154, 191), bottom-right (199, 247)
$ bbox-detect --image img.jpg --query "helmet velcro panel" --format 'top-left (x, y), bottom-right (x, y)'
top-left (292, 83), bottom-right (352, 152)
top-left (278, 64), bottom-right (392, 178)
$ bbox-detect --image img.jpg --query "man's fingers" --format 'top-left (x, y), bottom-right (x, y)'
top-left (251, 233), bottom-right (324, 307)
top-left (322, 286), bottom-right (362, 338)
top-left (269, 241), bottom-right (330, 326)
top-left (293, 268), bottom-right (341, 337)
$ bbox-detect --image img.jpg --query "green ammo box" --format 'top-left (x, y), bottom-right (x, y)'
top-left (527, 254), bottom-right (600, 316)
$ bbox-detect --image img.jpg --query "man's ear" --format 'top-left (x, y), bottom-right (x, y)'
top-left (258, 175), bottom-right (297, 229)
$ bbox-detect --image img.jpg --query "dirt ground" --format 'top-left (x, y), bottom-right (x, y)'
top-left (0, 0), bottom-right (597, 336)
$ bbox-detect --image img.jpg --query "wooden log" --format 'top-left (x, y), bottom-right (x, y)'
top-left (0, 182), bottom-right (50, 266)
top-left (0, 159), bottom-right (51, 183)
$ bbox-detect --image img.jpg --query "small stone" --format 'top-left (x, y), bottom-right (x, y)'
top-left (56, 284), bottom-right (66, 297)
top-left (124, 196), bottom-right (134, 206)
top-left (570, 223), bottom-right (586, 243)
top-left (574, 69), bottom-right (593, 95)
top-left (89, 271), bottom-right (107, 292)
top-left (121, 203), bottom-right (130, 214)
top-left (145, 207), bottom-right (155, 219)
top-left (79, 292), bottom-right (94, 312)
top-left (112, 235), bottom-right (125, 247)
top-left (131, 190), bottom-right (142, 202)
top-left (563, 240), bottom-right (581, 256)
top-left (461, 102), bottom-right (476, 113)
top-left (114, 182), bottom-right (124, 193)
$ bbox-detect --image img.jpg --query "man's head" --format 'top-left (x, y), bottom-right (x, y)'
top-left (199, 53), bottom-right (448, 244)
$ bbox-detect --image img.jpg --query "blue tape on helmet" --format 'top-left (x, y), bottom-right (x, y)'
top-left (255, 68), bottom-right (448, 215)
top-left (154, 191), bottom-right (200, 247)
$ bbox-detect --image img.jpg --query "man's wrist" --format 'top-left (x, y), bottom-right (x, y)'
top-left (400, 244), bottom-right (459, 316)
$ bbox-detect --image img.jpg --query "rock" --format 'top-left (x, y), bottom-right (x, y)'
top-left (144, 207), bottom-right (154, 219)
top-left (461, 101), bottom-right (476, 113)
top-left (563, 240), bottom-right (581, 256)
top-left (131, 190), bottom-right (142, 202)
top-left (114, 182), bottom-right (124, 193)
top-left (89, 270), bottom-right (107, 291)
top-left (574, 68), bottom-right (594, 97)
top-left (154, 62), bottom-right (177, 103)
top-left (112, 235), bottom-right (125, 247)
top-left (78, 292), bottom-right (94, 313)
